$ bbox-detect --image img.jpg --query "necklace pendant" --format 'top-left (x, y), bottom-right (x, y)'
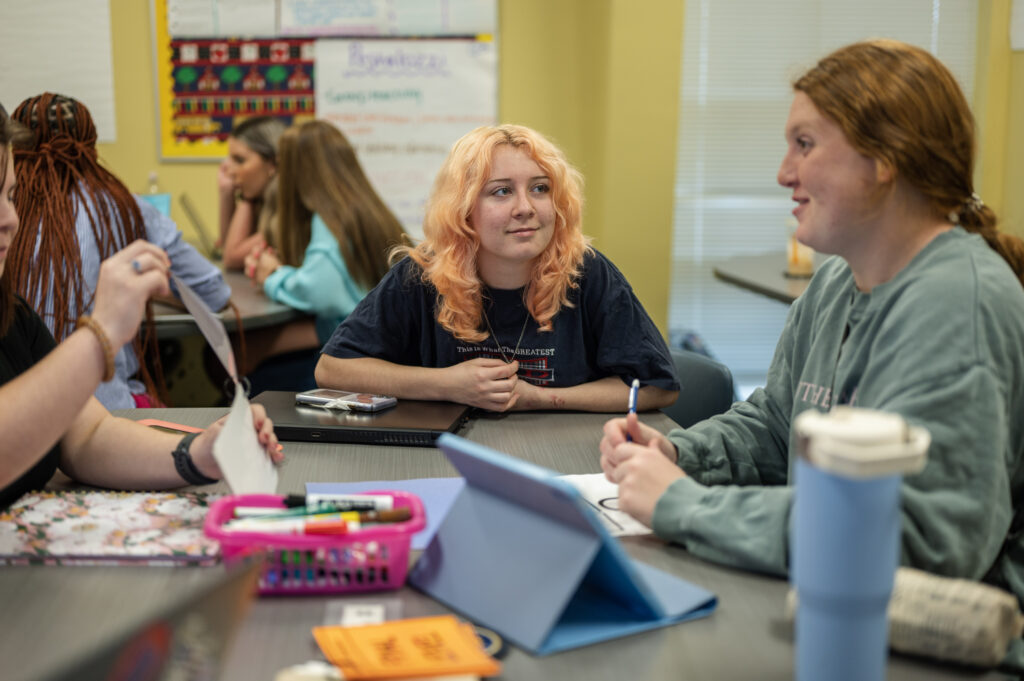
top-left (481, 306), bottom-right (531, 366)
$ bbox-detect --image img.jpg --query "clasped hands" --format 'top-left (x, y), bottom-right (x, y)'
top-left (445, 357), bottom-right (523, 412)
top-left (243, 239), bottom-right (281, 286)
top-left (599, 413), bottom-right (685, 527)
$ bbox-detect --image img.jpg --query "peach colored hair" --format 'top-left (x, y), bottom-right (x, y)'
top-left (394, 124), bottom-right (592, 342)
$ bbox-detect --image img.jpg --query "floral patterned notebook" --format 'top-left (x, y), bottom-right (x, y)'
top-left (0, 490), bottom-right (221, 566)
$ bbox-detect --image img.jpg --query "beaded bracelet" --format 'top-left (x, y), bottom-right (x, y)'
top-left (75, 315), bottom-right (115, 382)
top-left (172, 432), bottom-right (218, 486)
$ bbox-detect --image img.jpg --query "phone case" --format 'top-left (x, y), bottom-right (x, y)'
top-left (295, 391), bottom-right (397, 412)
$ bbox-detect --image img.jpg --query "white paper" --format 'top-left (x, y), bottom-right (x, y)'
top-left (171, 274), bottom-right (236, 381)
top-left (558, 473), bottom-right (652, 537)
top-left (0, 0), bottom-right (117, 142)
top-left (171, 275), bottom-right (274, 494)
top-left (213, 387), bottom-right (278, 494)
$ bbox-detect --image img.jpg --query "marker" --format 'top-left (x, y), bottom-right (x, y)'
top-left (232, 507), bottom-right (411, 524)
top-left (234, 503), bottom-right (404, 520)
top-left (223, 517), bottom-right (351, 535)
top-left (283, 493), bottom-right (393, 510)
top-left (626, 378), bottom-right (639, 442)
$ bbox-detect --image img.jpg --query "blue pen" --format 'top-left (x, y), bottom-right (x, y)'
top-left (626, 378), bottom-right (639, 442)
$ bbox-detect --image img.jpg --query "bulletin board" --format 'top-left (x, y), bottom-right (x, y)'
top-left (150, 0), bottom-right (496, 158)
top-left (150, 0), bottom-right (497, 236)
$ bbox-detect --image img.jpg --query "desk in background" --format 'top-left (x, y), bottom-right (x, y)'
top-left (712, 252), bottom-right (820, 304)
top-left (2, 408), bottom-right (1007, 681)
top-left (151, 269), bottom-right (302, 339)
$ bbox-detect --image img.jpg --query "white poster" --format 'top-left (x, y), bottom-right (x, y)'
top-left (0, 0), bottom-right (117, 142)
top-left (315, 38), bottom-right (497, 239)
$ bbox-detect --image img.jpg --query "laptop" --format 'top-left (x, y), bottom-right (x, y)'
top-left (252, 390), bottom-right (470, 446)
top-left (179, 192), bottom-right (219, 259)
top-left (40, 558), bottom-right (261, 681)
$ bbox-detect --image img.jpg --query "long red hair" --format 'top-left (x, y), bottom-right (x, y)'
top-left (9, 93), bottom-right (164, 398)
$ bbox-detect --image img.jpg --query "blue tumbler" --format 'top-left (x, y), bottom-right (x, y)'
top-left (791, 407), bottom-right (930, 681)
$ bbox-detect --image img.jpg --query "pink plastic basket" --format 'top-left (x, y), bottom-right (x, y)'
top-left (204, 491), bottom-right (425, 596)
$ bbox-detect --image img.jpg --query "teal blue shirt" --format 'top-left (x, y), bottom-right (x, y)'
top-left (655, 228), bottom-right (1024, 618)
top-left (263, 215), bottom-right (367, 343)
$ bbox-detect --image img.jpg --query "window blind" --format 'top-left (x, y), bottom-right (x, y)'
top-left (670, 0), bottom-right (978, 393)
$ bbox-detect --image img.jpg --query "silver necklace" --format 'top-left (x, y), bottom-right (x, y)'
top-left (481, 305), bottom-right (530, 364)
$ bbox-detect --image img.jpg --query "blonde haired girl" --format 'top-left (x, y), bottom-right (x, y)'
top-left (317, 124), bottom-right (678, 412)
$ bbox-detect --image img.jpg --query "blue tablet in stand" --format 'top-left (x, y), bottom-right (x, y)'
top-left (409, 433), bottom-right (718, 656)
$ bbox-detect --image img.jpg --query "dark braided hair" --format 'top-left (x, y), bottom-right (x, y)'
top-left (8, 93), bottom-right (165, 400)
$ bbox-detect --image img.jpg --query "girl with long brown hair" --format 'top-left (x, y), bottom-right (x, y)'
top-left (243, 120), bottom-right (407, 390)
top-left (9, 93), bottom-right (229, 408)
top-left (218, 115), bottom-right (285, 268)
top-left (316, 124), bottom-right (679, 412)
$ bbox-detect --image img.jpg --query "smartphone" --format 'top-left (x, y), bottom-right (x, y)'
top-left (295, 388), bottom-right (398, 413)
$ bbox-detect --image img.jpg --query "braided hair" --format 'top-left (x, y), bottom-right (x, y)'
top-left (9, 93), bottom-right (164, 399)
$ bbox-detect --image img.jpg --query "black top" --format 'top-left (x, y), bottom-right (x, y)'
top-left (0, 296), bottom-right (59, 509)
top-left (323, 250), bottom-right (679, 391)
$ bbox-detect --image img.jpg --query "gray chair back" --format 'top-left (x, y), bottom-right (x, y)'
top-left (661, 348), bottom-right (736, 428)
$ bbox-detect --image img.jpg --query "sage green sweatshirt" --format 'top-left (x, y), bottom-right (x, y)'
top-left (654, 228), bottom-right (1024, 667)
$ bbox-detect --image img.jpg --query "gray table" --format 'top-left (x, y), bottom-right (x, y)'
top-left (151, 269), bottom-right (303, 338)
top-left (712, 252), bottom-right (820, 305)
top-left (1, 409), bottom-right (1007, 681)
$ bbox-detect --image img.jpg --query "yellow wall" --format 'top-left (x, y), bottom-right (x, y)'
top-left (98, 0), bottom-right (1018, 335)
top-left (499, 0), bottom-right (684, 331)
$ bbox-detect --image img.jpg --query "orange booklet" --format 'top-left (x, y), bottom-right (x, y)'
top-left (312, 615), bottom-right (501, 679)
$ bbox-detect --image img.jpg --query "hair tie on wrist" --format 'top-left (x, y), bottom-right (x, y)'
top-left (76, 315), bottom-right (115, 382)
top-left (172, 432), bottom-right (218, 486)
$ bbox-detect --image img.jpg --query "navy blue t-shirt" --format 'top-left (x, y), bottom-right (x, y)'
top-left (322, 250), bottom-right (679, 391)
top-left (0, 297), bottom-right (60, 509)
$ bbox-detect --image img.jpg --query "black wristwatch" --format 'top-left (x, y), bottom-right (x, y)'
top-left (172, 432), bottom-right (218, 486)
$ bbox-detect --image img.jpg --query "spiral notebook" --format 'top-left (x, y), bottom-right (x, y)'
top-left (0, 490), bottom-right (221, 566)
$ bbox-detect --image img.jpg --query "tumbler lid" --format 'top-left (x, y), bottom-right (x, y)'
top-left (794, 407), bottom-right (929, 478)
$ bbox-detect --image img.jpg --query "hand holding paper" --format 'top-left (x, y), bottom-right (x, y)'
top-left (171, 274), bottom-right (280, 494)
top-left (188, 399), bottom-right (282, 486)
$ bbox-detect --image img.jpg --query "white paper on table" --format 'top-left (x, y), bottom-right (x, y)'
top-left (558, 473), bottom-right (652, 537)
top-left (171, 274), bottom-right (236, 382)
top-left (213, 387), bottom-right (278, 494)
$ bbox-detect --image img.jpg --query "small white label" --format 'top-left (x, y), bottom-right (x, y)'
top-left (339, 604), bottom-right (387, 627)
